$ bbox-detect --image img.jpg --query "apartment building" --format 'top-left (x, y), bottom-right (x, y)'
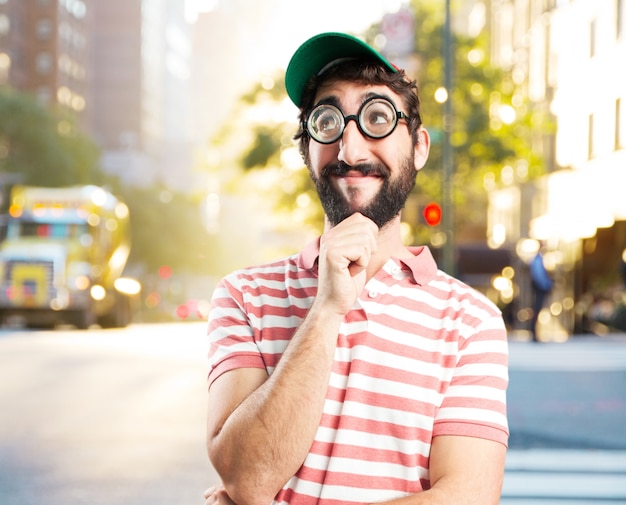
top-left (0, 0), bottom-right (196, 190)
top-left (0, 0), bottom-right (91, 125)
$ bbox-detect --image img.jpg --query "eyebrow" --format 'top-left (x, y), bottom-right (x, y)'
top-left (363, 92), bottom-right (404, 112)
top-left (313, 95), bottom-right (341, 108)
top-left (362, 91), bottom-right (396, 105)
top-left (313, 92), bottom-right (399, 111)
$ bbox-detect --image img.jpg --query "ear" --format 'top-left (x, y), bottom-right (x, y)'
top-left (413, 127), bottom-right (430, 172)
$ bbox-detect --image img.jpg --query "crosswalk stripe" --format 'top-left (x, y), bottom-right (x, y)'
top-left (506, 449), bottom-right (626, 471)
top-left (503, 472), bottom-right (626, 499)
top-left (501, 499), bottom-right (624, 504)
top-left (503, 450), bottom-right (626, 503)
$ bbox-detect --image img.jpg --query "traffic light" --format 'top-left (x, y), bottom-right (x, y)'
top-left (423, 202), bottom-right (442, 226)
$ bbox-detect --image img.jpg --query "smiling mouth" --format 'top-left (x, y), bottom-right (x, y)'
top-left (336, 170), bottom-right (383, 178)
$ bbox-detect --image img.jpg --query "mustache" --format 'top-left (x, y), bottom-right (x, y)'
top-left (321, 161), bottom-right (390, 178)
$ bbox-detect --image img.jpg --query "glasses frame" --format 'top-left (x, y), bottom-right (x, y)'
top-left (303, 95), bottom-right (409, 145)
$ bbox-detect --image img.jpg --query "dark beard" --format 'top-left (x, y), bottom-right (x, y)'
top-left (311, 157), bottom-right (416, 229)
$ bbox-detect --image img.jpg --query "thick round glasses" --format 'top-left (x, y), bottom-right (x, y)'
top-left (303, 96), bottom-right (409, 144)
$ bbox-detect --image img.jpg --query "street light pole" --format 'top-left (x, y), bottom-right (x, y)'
top-left (442, 0), bottom-right (455, 275)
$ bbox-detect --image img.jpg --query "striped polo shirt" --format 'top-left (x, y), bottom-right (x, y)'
top-left (208, 239), bottom-right (509, 504)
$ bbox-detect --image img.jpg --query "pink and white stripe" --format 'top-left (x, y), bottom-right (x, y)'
top-left (208, 241), bottom-right (509, 504)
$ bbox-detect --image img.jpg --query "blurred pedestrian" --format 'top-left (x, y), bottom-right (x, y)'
top-left (529, 246), bottom-right (554, 342)
top-left (204, 32), bottom-right (509, 505)
top-left (621, 248), bottom-right (626, 287)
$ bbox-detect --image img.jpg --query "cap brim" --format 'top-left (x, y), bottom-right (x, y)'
top-left (285, 32), bottom-right (397, 107)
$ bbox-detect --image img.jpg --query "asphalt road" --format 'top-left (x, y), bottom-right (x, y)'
top-left (0, 322), bottom-right (217, 505)
top-left (0, 323), bottom-right (625, 504)
top-left (507, 335), bottom-right (626, 450)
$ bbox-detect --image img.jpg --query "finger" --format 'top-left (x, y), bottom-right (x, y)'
top-left (203, 486), bottom-right (215, 499)
top-left (343, 214), bottom-right (379, 253)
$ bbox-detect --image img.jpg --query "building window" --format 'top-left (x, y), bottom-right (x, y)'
top-left (617, 98), bottom-right (623, 150)
top-left (544, 0), bottom-right (557, 12)
top-left (37, 86), bottom-right (52, 106)
top-left (590, 19), bottom-right (596, 58)
top-left (0, 52), bottom-right (10, 84)
top-left (61, 0), bottom-right (87, 19)
top-left (36, 19), bottom-right (53, 40)
top-left (35, 52), bottom-right (52, 74)
top-left (588, 113), bottom-right (594, 159)
top-left (0, 14), bottom-right (9, 36)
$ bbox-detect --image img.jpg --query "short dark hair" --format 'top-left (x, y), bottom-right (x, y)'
top-left (294, 60), bottom-right (423, 164)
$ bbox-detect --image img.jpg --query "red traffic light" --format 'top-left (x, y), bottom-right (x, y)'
top-left (423, 202), bottom-right (442, 226)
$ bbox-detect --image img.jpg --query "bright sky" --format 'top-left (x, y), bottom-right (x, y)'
top-left (186, 0), bottom-right (408, 76)
top-left (185, 0), bottom-right (411, 141)
top-left (186, 0), bottom-right (406, 27)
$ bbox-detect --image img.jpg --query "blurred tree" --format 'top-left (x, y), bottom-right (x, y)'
top-left (204, 2), bottom-right (552, 247)
top-left (110, 183), bottom-right (216, 276)
top-left (0, 87), bottom-right (102, 186)
top-left (0, 87), bottom-right (215, 280)
top-left (241, 124), bottom-right (283, 170)
top-left (204, 72), bottom-right (323, 241)
top-left (384, 0), bottom-right (551, 244)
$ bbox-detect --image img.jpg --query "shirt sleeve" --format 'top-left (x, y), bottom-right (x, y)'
top-left (207, 274), bottom-right (267, 387)
top-left (433, 313), bottom-right (510, 447)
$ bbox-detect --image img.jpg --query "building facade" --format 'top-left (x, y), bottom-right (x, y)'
top-left (0, 0), bottom-right (197, 191)
top-left (0, 0), bottom-right (91, 125)
top-left (91, 0), bottom-right (195, 190)
top-left (488, 0), bottom-right (626, 337)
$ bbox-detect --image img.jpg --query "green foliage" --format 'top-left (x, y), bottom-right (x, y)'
top-left (241, 75), bottom-right (287, 104)
top-left (241, 125), bottom-right (283, 169)
top-left (111, 183), bottom-right (216, 276)
top-left (0, 87), bottom-right (102, 186)
top-left (204, 70), bottom-right (326, 243)
top-left (377, 0), bottom-right (552, 243)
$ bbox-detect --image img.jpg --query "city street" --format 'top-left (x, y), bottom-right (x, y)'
top-left (0, 323), bottom-right (625, 504)
top-left (0, 322), bottom-right (217, 505)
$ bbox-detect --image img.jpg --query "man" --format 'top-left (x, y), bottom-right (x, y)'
top-left (204, 32), bottom-right (509, 505)
top-left (529, 245), bottom-right (553, 342)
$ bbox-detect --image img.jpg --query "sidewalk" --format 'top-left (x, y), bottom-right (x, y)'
top-left (508, 326), bottom-right (626, 343)
top-left (508, 332), bottom-right (626, 371)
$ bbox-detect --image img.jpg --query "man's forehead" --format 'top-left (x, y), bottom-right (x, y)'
top-left (314, 82), bottom-right (404, 108)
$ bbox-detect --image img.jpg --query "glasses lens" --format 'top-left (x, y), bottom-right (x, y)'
top-left (359, 98), bottom-right (398, 138)
top-left (308, 105), bottom-right (344, 143)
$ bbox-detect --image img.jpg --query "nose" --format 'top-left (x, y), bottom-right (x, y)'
top-left (337, 118), bottom-right (369, 166)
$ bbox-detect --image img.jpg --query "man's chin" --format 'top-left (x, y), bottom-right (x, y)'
top-left (346, 200), bottom-right (376, 216)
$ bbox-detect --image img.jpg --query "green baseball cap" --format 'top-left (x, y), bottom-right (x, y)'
top-left (285, 32), bottom-right (398, 108)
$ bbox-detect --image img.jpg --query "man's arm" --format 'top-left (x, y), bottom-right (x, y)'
top-left (206, 310), bottom-right (343, 505)
top-left (206, 214), bottom-right (379, 505)
top-left (204, 435), bottom-right (506, 505)
top-left (372, 436), bottom-right (506, 505)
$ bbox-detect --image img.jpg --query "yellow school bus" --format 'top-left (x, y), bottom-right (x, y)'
top-left (0, 185), bottom-right (140, 328)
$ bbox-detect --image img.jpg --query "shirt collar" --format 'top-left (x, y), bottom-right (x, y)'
top-left (297, 237), bottom-right (439, 286)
